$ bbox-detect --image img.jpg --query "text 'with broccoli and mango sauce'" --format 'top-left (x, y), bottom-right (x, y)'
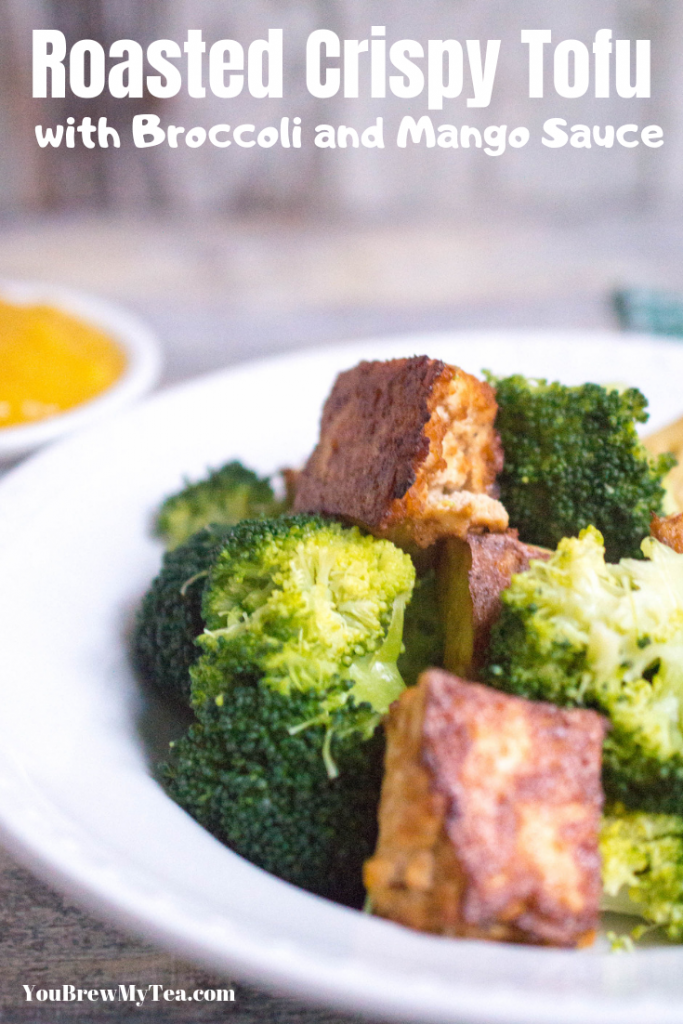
top-left (0, 299), bottom-right (126, 428)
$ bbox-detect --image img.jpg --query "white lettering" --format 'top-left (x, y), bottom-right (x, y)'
top-left (184, 29), bottom-right (205, 98)
top-left (132, 113), bottom-right (166, 147)
top-left (69, 39), bottom-right (105, 98)
top-left (314, 124), bottom-right (336, 148)
top-left (108, 40), bottom-right (143, 98)
top-left (248, 30), bottom-right (283, 99)
top-left (371, 28), bottom-right (386, 98)
top-left (642, 124), bottom-right (663, 147)
top-left (209, 124), bottom-right (231, 147)
top-left (593, 124), bottom-right (614, 147)
top-left (257, 125), bottom-right (279, 147)
top-left (427, 41), bottom-right (463, 110)
top-left (98, 116), bottom-right (120, 147)
top-left (389, 40), bottom-right (424, 98)
top-left (483, 124), bottom-right (507, 156)
top-left (437, 124), bottom-right (458, 148)
top-left (306, 30), bottom-right (340, 98)
top-left (460, 125), bottom-right (482, 148)
top-left (593, 29), bottom-right (612, 98)
top-left (361, 117), bottom-right (384, 147)
top-left (616, 123), bottom-right (639, 147)
top-left (146, 40), bottom-right (182, 98)
top-left (32, 30), bottom-right (66, 98)
top-left (397, 115), bottom-right (436, 147)
top-left (554, 39), bottom-right (590, 98)
top-left (522, 29), bottom-right (552, 98)
top-left (233, 124), bottom-right (255, 147)
top-left (185, 126), bottom-right (206, 147)
top-left (616, 39), bottom-right (650, 98)
top-left (343, 39), bottom-right (368, 99)
top-left (542, 116), bottom-right (569, 148)
top-left (35, 124), bottom-right (64, 147)
top-left (209, 41), bottom-right (243, 98)
top-left (509, 126), bottom-right (530, 147)
top-left (167, 125), bottom-right (185, 147)
top-left (570, 123), bottom-right (592, 148)
top-left (466, 39), bottom-right (500, 108)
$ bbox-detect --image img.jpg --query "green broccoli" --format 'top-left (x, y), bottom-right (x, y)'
top-left (488, 375), bottom-right (674, 561)
top-left (601, 806), bottom-right (683, 941)
top-left (191, 515), bottom-right (415, 760)
top-left (132, 523), bottom-right (234, 705)
top-left (161, 682), bottom-right (385, 907)
top-left (486, 526), bottom-right (683, 812)
top-left (155, 461), bottom-right (283, 550)
top-left (161, 514), bottom-right (415, 903)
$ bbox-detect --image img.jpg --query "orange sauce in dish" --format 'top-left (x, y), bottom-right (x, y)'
top-left (0, 299), bottom-right (126, 429)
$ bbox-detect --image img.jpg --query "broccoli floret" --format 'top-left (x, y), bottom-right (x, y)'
top-left (155, 461), bottom-right (283, 550)
top-left (132, 523), bottom-right (235, 704)
top-left (161, 682), bottom-right (385, 907)
top-left (601, 806), bottom-right (683, 941)
top-left (159, 514), bottom-right (415, 903)
top-left (486, 526), bottom-right (683, 812)
top-left (134, 461), bottom-right (286, 699)
top-left (488, 375), bottom-right (674, 561)
top-left (192, 515), bottom-right (415, 759)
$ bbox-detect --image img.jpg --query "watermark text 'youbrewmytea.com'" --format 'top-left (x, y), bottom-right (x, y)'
top-left (23, 984), bottom-right (235, 1007)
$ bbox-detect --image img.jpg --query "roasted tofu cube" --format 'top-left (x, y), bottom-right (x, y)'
top-left (651, 511), bottom-right (683, 553)
top-left (294, 356), bottom-right (508, 548)
top-left (364, 671), bottom-right (606, 947)
top-left (437, 531), bottom-right (551, 679)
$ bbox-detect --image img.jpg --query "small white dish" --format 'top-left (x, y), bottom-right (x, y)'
top-left (1, 331), bottom-right (683, 1024)
top-left (0, 280), bottom-right (161, 463)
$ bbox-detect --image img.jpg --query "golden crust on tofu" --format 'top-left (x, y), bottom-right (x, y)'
top-left (467, 533), bottom-right (550, 644)
top-left (364, 671), bottom-right (606, 947)
top-left (293, 356), bottom-right (508, 548)
top-left (438, 531), bottom-right (551, 679)
top-left (651, 511), bottom-right (683, 553)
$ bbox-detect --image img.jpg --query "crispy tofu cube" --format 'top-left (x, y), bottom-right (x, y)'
top-left (364, 671), bottom-right (606, 946)
top-left (651, 512), bottom-right (683, 553)
top-left (437, 531), bottom-right (551, 679)
top-left (294, 357), bottom-right (508, 548)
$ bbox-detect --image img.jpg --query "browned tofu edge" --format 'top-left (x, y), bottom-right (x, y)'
top-left (651, 511), bottom-right (683, 553)
top-left (439, 531), bottom-right (551, 679)
top-left (294, 356), bottom-right (450, 528)
top-left (365, 672), bottom-right (607, 947)
top-left (293, 357), bottom-right (506, 545)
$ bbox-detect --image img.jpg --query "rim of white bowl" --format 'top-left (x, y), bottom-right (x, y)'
top-left (0, 279), bottom-right (162, 461)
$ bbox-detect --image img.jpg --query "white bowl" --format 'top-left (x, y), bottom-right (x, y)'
top-left (2, 332), bottom-right (683, 1024)
top-left (0, 280), bottom-right (161, 463)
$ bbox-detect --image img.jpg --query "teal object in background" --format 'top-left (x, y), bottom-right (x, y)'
top-left (614, 289), bottom-right (683, 336)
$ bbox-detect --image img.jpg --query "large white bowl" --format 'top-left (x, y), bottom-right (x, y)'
top-left (2, 331), bottom-right (683, 1024)
top-left (0, 280), bottom-right (161, 463)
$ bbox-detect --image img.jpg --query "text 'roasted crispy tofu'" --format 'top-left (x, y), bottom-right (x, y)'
top-left (294, 356), bottom-right (508, 547)
top-left (364, 671), bottom-right (607, 947)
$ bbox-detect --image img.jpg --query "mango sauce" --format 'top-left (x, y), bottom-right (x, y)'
top-left (0, 299), bottom-right (126, 429)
